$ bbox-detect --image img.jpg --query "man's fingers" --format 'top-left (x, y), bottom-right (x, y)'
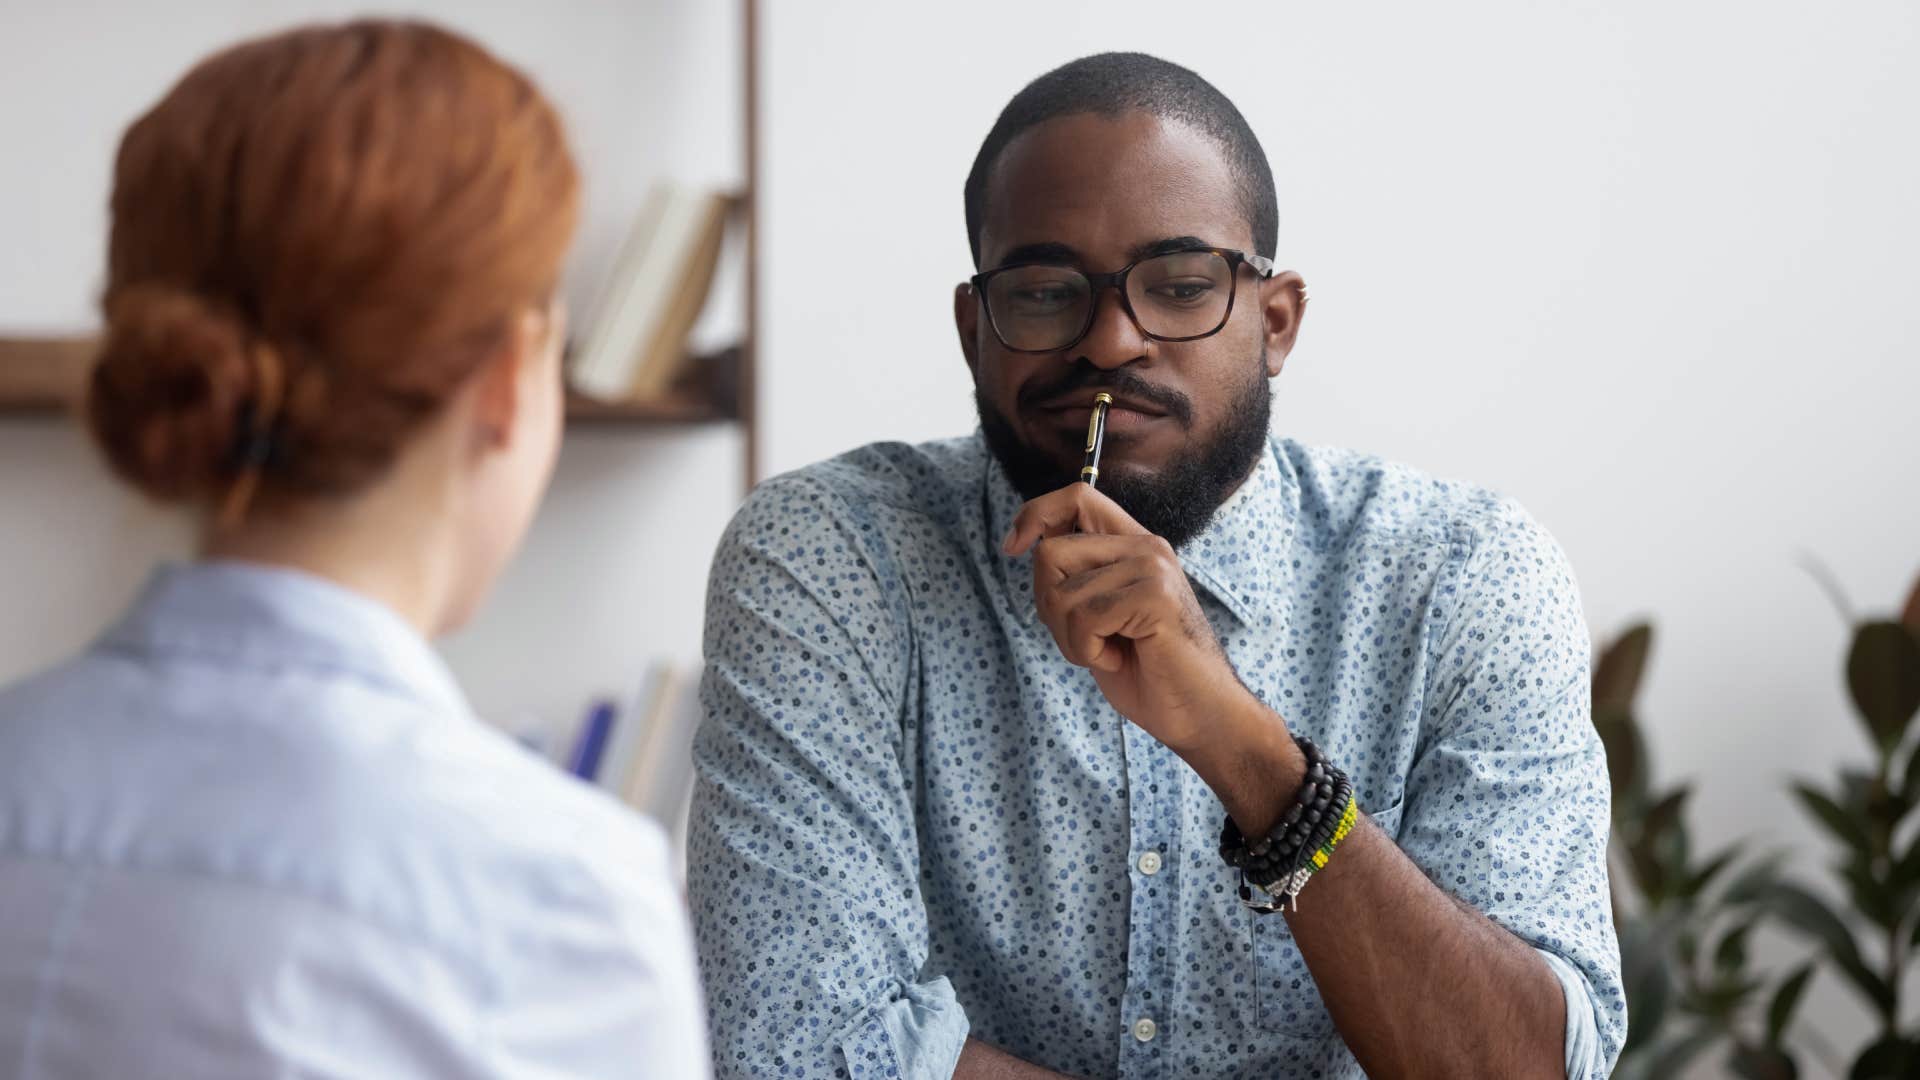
top-left (1058, 579), bottom-right (1156, 672)
top-left (1031, 556), bottom-right (1163, 671)
top-left (1001, 483), bottom-right (1150, 556)
top-left (1030, 534), bottom-right (1172, 586)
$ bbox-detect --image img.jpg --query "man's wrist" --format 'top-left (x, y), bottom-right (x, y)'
top-left (1174, 682), bottom-right (1307, 836)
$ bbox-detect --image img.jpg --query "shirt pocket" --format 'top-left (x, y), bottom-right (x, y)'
top-left (1246, 799), bottom-right (1405, 1036)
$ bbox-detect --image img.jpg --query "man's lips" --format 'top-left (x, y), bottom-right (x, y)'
top-left (1035, 390), bottom-right (1168, 418)
top-left (1041, 402), bottom-right (1168, 438)
top-left (1034, 392), bottom-right (1171, 436)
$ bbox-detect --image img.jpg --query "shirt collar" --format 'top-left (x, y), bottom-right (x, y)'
top-left (99, 560), bottom-right (473, 721)
top-left (1172, 438), bottom-right (1297, 627)
top-left (983, 434), bottom-right (1296, 628)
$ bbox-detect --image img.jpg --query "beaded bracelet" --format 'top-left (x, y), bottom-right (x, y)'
top-left (1267, 786), bottom-right (1358, 907)
top-left (1217, 736), bottom-right (1360, 912)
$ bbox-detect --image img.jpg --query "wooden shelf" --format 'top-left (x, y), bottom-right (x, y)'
top-left (0, 337), bottom-right (94, 417)
top-left (565, 390), bottom-right (736, 425)
top-left (0, 336), bottom-right (739, 428)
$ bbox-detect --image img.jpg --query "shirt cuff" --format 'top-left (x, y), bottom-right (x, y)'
top-left (1538, 949), bottom-right (1608, 1079)
top-left (839, 975), bottom-right (970, 1080)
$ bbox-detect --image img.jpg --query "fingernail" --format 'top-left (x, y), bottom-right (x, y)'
top-left (1000, 527), bottom-right (1017, 554)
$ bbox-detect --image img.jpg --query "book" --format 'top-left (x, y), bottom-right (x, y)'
top-left (596, 659), bottom-right (672, 795)
top-left (629, 194), bottom-right (732, 401)
top-left (615, 666), bottom-right (682, 812)
top-left (570, 184), bottom-right (733, 402)
top-left (627, 669), bottom-right (705, 828)
top-left (564, 699), bottom-right (618, 780)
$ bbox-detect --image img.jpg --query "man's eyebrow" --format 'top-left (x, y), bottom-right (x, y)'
top-left (1127, 235), bottom-right (1213, 261)
top-left (990, 235), bottom-right (1216, 271)
top-left (993, 241), bottom-right (1080, 268)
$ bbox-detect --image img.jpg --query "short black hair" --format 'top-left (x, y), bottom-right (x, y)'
top-left (964, 52), bottom-right (1279, 267)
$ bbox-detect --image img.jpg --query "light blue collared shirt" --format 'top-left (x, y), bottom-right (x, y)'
top-left (689, 434), bottom-right (1623, 1079)
top-left (0, 562), bottom-right (710, 1079)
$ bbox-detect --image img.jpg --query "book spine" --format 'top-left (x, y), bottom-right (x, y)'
top-left (566, 699), bottom-right (619, 780)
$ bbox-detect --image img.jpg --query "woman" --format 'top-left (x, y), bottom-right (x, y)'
top-left (0, 21), bottom-right (710, 1078)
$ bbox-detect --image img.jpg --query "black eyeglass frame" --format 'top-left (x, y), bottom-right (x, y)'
top-left (967, 246), bottom-right (1277, 355)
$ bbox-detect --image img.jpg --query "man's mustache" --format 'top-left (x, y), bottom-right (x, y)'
top-left (1016, 366), bottom-right (1194, 427)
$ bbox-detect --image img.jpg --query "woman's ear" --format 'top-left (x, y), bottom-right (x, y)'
top-left (1260, 271), bottom-right (1308, 378)
top-left (472, 306), bottom-right (556, 450)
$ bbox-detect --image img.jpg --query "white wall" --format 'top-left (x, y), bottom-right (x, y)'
top-left (0, 0), bottom-right (745, 735)
top-left (757, 0), bottom-right (1920, 1062)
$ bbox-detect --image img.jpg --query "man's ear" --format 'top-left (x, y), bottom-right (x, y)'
top-left (1259, 271), bottom-right (1308, 379)
top-left (471, 306), bottom-right (550, 451)
top-left (954, 282), bottom-right (982, 378)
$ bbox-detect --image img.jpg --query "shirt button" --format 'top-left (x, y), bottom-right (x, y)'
top-left (1132, 1017), bottom-right (1158, 1042)
top-left (1136, 851), bottom-right (1163, 876)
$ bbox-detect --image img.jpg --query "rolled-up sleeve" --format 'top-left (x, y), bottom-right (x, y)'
top-left (687, 474), bottom-right (969, 1079)
top-left (1399, 501), bottom-right (1626, 1077)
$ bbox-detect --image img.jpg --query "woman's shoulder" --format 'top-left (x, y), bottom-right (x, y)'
top-left (0, 650), bottom-right (676, 961)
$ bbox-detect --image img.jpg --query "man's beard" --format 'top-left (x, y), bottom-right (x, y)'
top-left (976, 355), bottom-right (1272, 550)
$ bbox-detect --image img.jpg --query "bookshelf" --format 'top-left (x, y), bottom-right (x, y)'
top-left (0, 0), bottom-right (763, 491)
top-left (0, 336), bottom-right (742, 426)
top-left (0, 337), bottom-right (94, 417)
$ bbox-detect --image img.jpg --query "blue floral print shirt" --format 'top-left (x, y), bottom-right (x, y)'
top-left (688, 433), bottom-right (1623, 1079)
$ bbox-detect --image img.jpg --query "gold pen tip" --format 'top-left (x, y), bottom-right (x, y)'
top-left (1093, 392), bottom-right (1113, 406)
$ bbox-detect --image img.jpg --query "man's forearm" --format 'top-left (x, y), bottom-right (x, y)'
top-left (1285, 816), bottom-right (1565, 1077)
top-left (954, 1038), bottom-right (1079, 1079)
top-left (1183, 696), bottom-right (1566, 1078)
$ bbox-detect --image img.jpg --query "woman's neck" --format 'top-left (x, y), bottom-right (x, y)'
top-left (201, 481), bottom-right (467, 639)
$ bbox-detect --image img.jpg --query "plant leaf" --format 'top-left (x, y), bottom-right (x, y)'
top-left (1595, 624), bottom-right (1653, 711)
top-left (1848, 1034), bottom-right (1920, 1080)
top-left (1617, 917), bottom-right (1672, 1056)
top-left (1799, 551), bottom-right (1856, 623)
top-left (1722, 852), bottom-right (1786, 905)
top-left (1904, 738), bottom-right (1920, 811)
top-left (1792, 782), bottom-right (1874, 855)
top-left (1766, 964), bottom-right (1814, 1046)
top-left (1630, 787), bottom-right (1691, 902)
top-left (1675, 925), bottom-right (1700, 969)
top-left (1683, 844), bottom-right (1741, 900)
top-left (1713, 921), bottom-right (1753, 972)
top-left (1687, 974), bottom-right (1761, 1021)
top-left (1839, 853), bottom-right (1899, 930)
top-left (1830, 952), bottom-right (1892, 1021)
top-left (1764, 883), bottom-right (1893, 1017)
top-left (1647, 1027), bottom-right (1722, 1079)
top-left (1836, 768), bottom-right (1875, 815)
top-left (1847, 621), bottom-right (1920, 752)
top-left (1730, 1042), bottom-right (1799, 1080)
top-left (1593, 705), bottom-right (1644, 816)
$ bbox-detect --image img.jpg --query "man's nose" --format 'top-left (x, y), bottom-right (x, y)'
top-left (1075, 287), bottom-right (1148, 370)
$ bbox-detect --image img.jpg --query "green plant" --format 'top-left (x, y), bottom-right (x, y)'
top-left (1593, 623), bottom-right (1809, 1080)
top-left (1775, 572), bottom-right (1920, 1079)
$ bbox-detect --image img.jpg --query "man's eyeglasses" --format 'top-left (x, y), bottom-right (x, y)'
top-left (968, 247), bottom-right (1275, 354)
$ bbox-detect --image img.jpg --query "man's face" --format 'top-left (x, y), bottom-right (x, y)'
top-left (956, 110), bottom-right (1304, 548)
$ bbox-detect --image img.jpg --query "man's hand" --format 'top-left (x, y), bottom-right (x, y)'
top-left (1001, 483), bottom-right (1248, 755)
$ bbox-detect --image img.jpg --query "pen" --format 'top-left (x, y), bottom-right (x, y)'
top-left (1080, 392), bottom-right (1112, 489)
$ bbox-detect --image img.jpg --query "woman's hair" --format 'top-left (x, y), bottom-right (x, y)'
top-left (88, 20), bottom-right (580, 511)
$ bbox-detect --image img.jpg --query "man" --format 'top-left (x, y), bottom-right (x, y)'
top-left (689, 53), bottom-right (1623, 1079)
